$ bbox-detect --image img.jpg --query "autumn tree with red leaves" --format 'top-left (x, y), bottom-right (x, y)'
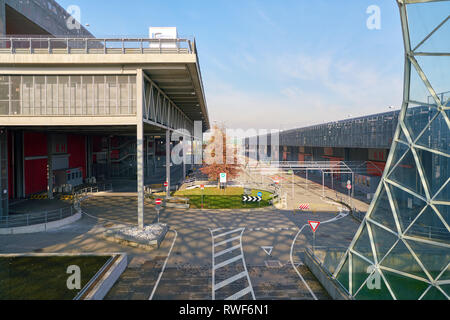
top-left (200, 125), bottom-right (242, 186)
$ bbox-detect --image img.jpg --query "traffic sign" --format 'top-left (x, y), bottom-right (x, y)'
top-left (155, 198), bottom-right (162, 205)
top-left (242, 195), bottom-right (262, 202)
top-left (164, 181), bottom-right (168, 188)
top-left (220, 173), bottom-right (227, 183)
top-left (257, 192), bottom-right (263, 198)
top-left (347, 184), bottom-right (352, 190)
top-left (200, 184), bottom-right (205, 190)
top-left (308, 220), bottom-right (320, 232)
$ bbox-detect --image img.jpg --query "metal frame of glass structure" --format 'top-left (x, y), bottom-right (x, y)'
top-left (333, 0), bottom-right (450, 300)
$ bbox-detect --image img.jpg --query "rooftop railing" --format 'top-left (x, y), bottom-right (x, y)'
top-left (0, 37), bottom-right (195, 55)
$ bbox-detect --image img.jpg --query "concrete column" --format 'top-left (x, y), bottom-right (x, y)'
top-left (182, 137), bottom-right (186, 180)
top-left (166, 129), bottom-right (171, 198)
top-left (47, 134), bottom-right (53, 199)
top-left (137, 70), bottom-right (144, 229)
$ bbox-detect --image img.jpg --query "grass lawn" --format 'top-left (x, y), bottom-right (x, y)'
top-left (172, 187), bottom-right (273, 209)
top-left (0, 255), bottom-right (111, 300)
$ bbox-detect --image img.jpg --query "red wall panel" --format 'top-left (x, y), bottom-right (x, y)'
top-left (23, 132), bottom-right (48, 196)
top-left (7, 131), bottom-right (13, 199)
top-left (24, 159), bottom-right (47, 195)
top-left (67, 134), bottom-right (86, 178)
top-left (24, 132), bottom-right (47, 157)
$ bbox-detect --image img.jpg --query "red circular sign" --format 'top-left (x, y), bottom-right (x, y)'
top-left (347, 184), bottom-right (352, 190)
top-left (200, 184), bottom-right (205, 190)
top-left (155, 198), bottom-right (162, 205)
top-left (164, 182), bottom-right (168, 187)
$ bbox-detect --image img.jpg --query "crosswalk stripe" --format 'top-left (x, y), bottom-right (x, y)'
top-left (214, 244), bottom-right (241, 258)
top-left (214, 235), bottom-right (241, 247)
top-left (214, 255), bottom-right (243, 270)
top-left (225, 286), bottom-right (252, 300)
top-left (214, 271), bottom-right (247, 291)
top-left (213, 228), bottom-right (243, 239)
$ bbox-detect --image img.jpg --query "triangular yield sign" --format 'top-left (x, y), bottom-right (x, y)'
top-left (308, 220), bottom-right (320, 232)
top-left (261, 246), bottom-right (273, 256)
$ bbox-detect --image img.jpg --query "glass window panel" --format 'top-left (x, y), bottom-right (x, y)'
top-left (380, 240), bottom-right (428, 279)
top-left (407, 1), bottom-right (450, 50)
top-left (389, 183), bottom-right (427, 232)
top-left (354, 272), bottom-right (393, 300)
top-left (336, 255), bottom-right (349, 293)
top-left (368, 188), bottom-right (398, 233)
top-left (353, 225), bottom-right (374, 263)
top-left (382, 270), bottom-right (429, 300)
top-left (387, 149), bottom-right (426, 198)
top-left (415, 56), bottom-right (450, 105)
top-left (368, 221), bottom-right (399, 265)
top-left (421, 285), bottom-right (447, 300)
top-left (406, 239), bottom-right (450, 280)
top-left (406, 206), bottom-right (449, 244)
top-left (351, 253), bottom-right (372, 296)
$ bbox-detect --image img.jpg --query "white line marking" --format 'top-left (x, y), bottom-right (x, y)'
top-left (289, 198), bottom-right (350, 300)
top-left (214, 254), bottom-right (243, 270)
top-left (225, 286), bottom-right (252, 300)
top-left (214, 244), bottom-right (241, 258)
top-left (214, 235), bottom-right (241, 247)
top-left (214, 271), bottom-right (247, 290)
top-left (148, 229), bottom-right (178, 300)
top-left (213, 228), bottom-right (243, 239)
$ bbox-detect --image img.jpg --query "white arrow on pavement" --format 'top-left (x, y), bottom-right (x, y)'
top-left (261, 246), bottom-right (273, 256)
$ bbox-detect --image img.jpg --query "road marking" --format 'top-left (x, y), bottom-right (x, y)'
top-left (225, 286), bottom-right (253, 300)
top-left (148, 229), bottom-right (178, 300)
top-left (214, 244), bottom-right (241, 258)
top-left (214, 235), bottom-right (241, 247)
top-left (214, 254), bottom-right (243, 270)
top-left (289, 200), bottom-right (350, 300)
top-left (214, 271), bottom-right (248, 290)
top-left (261, 246), bottom-right (273, 256)
top-left (213, 228), bottom-right (243, 239)
top-left (210, 228), bottom-right (255, 300)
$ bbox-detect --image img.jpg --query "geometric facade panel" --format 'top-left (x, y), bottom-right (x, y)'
top-left (333, 0), bottom-right (450, 300)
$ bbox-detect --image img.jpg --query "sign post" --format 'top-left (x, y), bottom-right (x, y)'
top-left (220, 173), bottom-right (227, 190)
top-left (347, 180), bottom-right (352, 208)
top-left (308, 221), bottom-right (320, 256)
top-left (164, 181), bottom-right (169, 199)
top-left (257, 192), bottom-right (262, 207)
top-left (155, 198), bottom-right (162, 223)
top-left (289, 169), bottom-right (294, 200)
top-left (200, 184), bottom-right (204, 209)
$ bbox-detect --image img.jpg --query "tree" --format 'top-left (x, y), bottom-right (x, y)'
top-left (200, 125), bottom-right (242, 186)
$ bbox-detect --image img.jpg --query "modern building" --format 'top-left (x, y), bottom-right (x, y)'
top-left (0, 0), bottom-right (210, 230)
top-left (333, 0), bottom-right (449, 300)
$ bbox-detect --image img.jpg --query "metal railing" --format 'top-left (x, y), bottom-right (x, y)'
top-left (0, 38), bottom-right (194, 55)
top-left (0, 206), bottom-right (75, 228)
top-left (0, 183), bottom-right (113, 229)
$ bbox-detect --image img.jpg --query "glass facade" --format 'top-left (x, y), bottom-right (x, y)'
top-left (0, 75), bottom-right (136, 116)
top-left (333, 0), bottom-right (450, 300)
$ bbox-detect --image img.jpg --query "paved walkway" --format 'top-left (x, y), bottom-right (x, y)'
top-left (0, 172), bottom-right (360, 300)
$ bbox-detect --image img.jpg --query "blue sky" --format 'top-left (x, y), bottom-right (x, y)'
top-left (57, 0), bottom-right (406, 130)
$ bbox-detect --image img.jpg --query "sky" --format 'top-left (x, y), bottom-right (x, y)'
top-left (57, 0), bottom-right (406, 131)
